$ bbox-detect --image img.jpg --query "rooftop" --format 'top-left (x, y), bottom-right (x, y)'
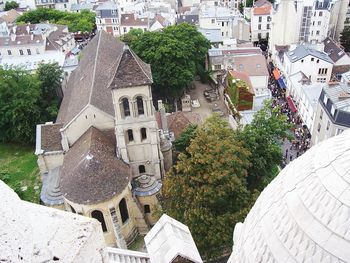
top-left (234, 54), bottom-right (269, 76)
top-left (120, 13), bottom-right (149, 26)
top-left (60, 127), bottom-right (131, 205)
top-left (323, 37), bottom-right (347, 63)
top-left (95, 1), bottom-right (117, 10)
top-left (286, 45), bottom-right (334, 64)
top-left (323, 82), bottom-right (350, 111)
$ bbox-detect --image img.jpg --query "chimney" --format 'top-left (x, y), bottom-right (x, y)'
top-left (160, 107), bottom-right (168, 132)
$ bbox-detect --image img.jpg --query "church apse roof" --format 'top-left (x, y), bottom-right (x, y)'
top-left (60, 127), bottom-right (131, 205)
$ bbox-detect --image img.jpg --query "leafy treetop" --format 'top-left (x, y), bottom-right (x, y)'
top-left (340, 26), bottom-right (350, 52)
top-left (162, 115), bottom-right (253, 260)
top-left (17, 9), bottom-right (96, 32)
top-left (4, 1), bottom-right (19, 11)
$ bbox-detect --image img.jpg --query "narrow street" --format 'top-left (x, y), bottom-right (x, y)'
top-left (268, 67), bottom-right (312, 167)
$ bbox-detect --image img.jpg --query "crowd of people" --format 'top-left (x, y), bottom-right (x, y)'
top-left (268, 67), bottom-right (311, 166)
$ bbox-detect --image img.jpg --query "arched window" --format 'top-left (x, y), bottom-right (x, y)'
top-left (140, 128), bottom-right (147, 140)
top-left (144, 205), bottom-right (150, 214)
top-left (127, 129), bottom-right (134, 142)
top-left (119, 198), bottom-right (129, 224)
top-left (136, 96), bottom-right (144, 115)
top-left (139, 165), bottom-right (146, 174)
top-left (91, 210), bottom-right (107, 232)
top-left (122, 98), bottom-right (130, 117)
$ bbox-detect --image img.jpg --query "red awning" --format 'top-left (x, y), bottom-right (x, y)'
top-left (287, 96), bottom-right (297, 113)
top-left (273, 68), bottom-right (280, 80)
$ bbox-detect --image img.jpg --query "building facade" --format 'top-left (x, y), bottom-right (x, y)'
top-left (250, 0), bottom-right (272, 42)
top-left (95, 1), bottom-right (120, 36)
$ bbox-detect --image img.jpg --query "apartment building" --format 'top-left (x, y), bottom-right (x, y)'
top-left (250, 0), bottom-right (272, 42)
top-left (95, 1), bottom-right (120, 36)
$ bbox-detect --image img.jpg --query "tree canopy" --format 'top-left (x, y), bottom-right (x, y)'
top-left (173, 124), bottom-right (197, 154)
top-left (0, 63), bottom-right (63, 144)
top-left (235, 100), bottom-right (291, 191)
top-left (124, 23), bottom-right (211, 102)
top-left (4, 1), bottom-right (19, 11)
top-left (340, 26), bottom-right (350, 52)
top-left (162, 115), bottom-right (253, 260)
top-left (17, 9), bottom-right (96, 32)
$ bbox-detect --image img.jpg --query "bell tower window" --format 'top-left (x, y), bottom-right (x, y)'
top-left (136, 96), bottom-right (144, 115)
top-left (141, 128), bottom-right (147, 140)
top-left (127, 129), bottom-right (134, 142)
top-left (122, 98), bottom-right (130, 117)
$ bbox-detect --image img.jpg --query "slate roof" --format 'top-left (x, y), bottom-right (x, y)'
top-left (177, 14), bottom-right (199, 25)
top-left (286, 45), bottom-right (334, 64)
top-left (120, 14), bottom-right (149, 27)
top-left (40, 123), bottom-right (63, 152)
top-left (56, 30), bottom-right (152, 125)
top-left (60, 127), bottom-right (131, 205)
top-left (323, 37), bottom-right (347, 63)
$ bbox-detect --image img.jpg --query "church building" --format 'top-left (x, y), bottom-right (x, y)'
top-left (35, 30), bottom-right (172, 247)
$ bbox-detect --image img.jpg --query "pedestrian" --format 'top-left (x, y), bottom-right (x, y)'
top-left (290, 155), bottom-right (293, 161)
top-left (297, 151), bottom-right (300, 158)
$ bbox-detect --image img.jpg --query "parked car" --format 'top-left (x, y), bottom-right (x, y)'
top-left (204, 90), bottom-right (219, 102)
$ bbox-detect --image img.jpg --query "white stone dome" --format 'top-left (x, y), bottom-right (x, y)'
top-left (229, 130), bottom-right (350, 262)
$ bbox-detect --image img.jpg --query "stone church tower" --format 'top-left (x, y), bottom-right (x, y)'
top-left (110, 45), bottom-right (164, 180)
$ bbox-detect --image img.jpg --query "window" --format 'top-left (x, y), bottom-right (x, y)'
top-left (258, 24), bottom-right (261, 30)
top-left (323, 94), bottom-right (328, 105)
top-left (211, 19), bottom-right (215, 24)
top-left (316, 30), bottom-right (320, 35)
top-left (141, 127), bottom-right (147, 140)
top-left (214, 64), bottom-right (222, 70)
top-left (311, 57), bottom-right (314, 61)
top-left (7, 50), bottom-right (11, 55)
top-left (127, 129), bottom-right (134, 142)
top-left (267, 16), bottom-right (271, 22)
top-left (139, 165), bottom-right (146, 174)
top-left (136, 96), bottom-right (144, 115)
top-left (336, 128), bottom-right (344, 135)
top-left (331, 105), bottom-right (335, 116)
top-left (119, 198), bottom-right (129, 224)
top-left (259, 16), bottom-right (262, 22)
top-left (36, 48), bottom-right (40, 54)
top-left (258, 33), bottom-right (261, 39)
top-left (301, 59), bottom-right (304, 63)
top-left (267, 24), bottom-right (270, 29)
top-left (317, 59), bottom-right (319, 63)
top-left (91, 210), bottom-right (107, 232)
top-left (318, 21), bottom-right (321, 26)
top-left (222, 22), bottom-right (225, 27)
top-left (19, 49), bottom-right (24, 55)
top-left (317, 123), bottom-right (321, 132)
top-left (122, 98), bottom-right (130, 117)
top-left (320, 109), bottom-right (323, 120)
top-left (319, 11), bottom-right (323, 16)
top-left (64, 3), bottom-right (66, 8)
top-left (144, 205), bottom-right (150, 214)
top-left (318, 68), bottom-right (326, 75)
top-left (27, 49), bottom-right (31, 55)
top-left (326, 121), bottom-right (330, 130)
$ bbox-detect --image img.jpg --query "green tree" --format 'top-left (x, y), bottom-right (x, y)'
top-left (173, 124), bottom-right (197, 154)
top-left (125, 23), bottom-right (210, 102)
top-left (17, 8), bottom-right (95, 32)
top-left (340, 26), bottom-right (350, 52)
top-left (36, 62), bottom-right (63, 120)
top-left (4, 1), bottom-right (19, 11)
top-left (0, 67), bottom-right (42, 143)
top-left (119, 28), bottom-right (144, 45)
top-left (236, 100), bottom-right (292, 191)
top-left (162, 116), bottom-right (252, 260)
